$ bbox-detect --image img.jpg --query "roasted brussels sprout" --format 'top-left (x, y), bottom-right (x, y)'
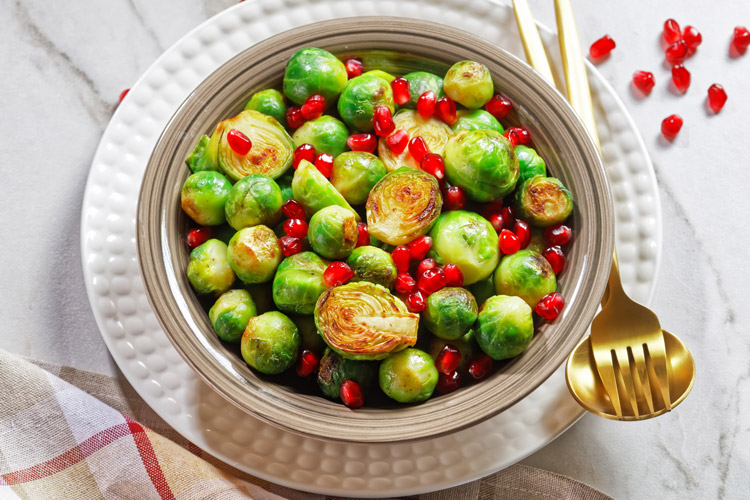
top-left (330, 152), bottom-right (387, 205)
top-left (427, 330), bottom-right (478, 371)
top-left (227, 225), bottom-right (283, 284)
top-left (379, 348), bottom-right (438, 403)
top-left (186, 239), bottom-right (235, 295)
top-left (291, 160), bottom-right (360, 220)
top-left (291, 314), bottom-right (326, 354)
top-left (224, 174), bottom-right (283, 230)
top-left (428, 211), bottom-right (499, 285)
top-left (276, 174), bottom-right (295, 202)
top-left (272, 251), bottom-right (330, 315)
top-left (452, 109), bottom-right (504, 134)
top-left (514, 176), bottom-right (573, 227)
top-left (366, 167), bottom-right (442, 246)
top-left (338, 73), bottom-right (395, 132)
top-left (422, 287), bottom-right (478, 340)
top-left (346, 246), bottom-right (397, 289)
top-left (209, 289), bottom-right (257, 342)
top-left (362, 69), bottom-right (396, 83)
top-left (444, 129), bottom-right (519, 202)
top-left (282, 47), bottom-right (348, 105)
top-left (475, 295), bottom-right (534, 360)
top-left (494, 249), bottom-right (556, 308)
top-left (317, 347), bottom-right (378, 399)
top-left (180, 171), bottom-right (232, 226)
top-left (244, 88), bottom-right (287, 127)
top-left (308, 206), bottom-right (359, 260)
top-left (315, 282), bottom-right (419, 360)
top-left (466, 275), bottom-right (495, 307)
top-left (185, 134), bottom-right (218, 173)
top-left (377, 110), bottom-right (452, 172)
top-left (443, 60), bottom-right (494, 109)
top-left (241, 311), bottom-right (300, 374)
top-left (515, 145), bottom-right (547, 185)
top-left (292, 115), bottom-right (349, 157)
top-left (401, 71), bottom-right (445, 109)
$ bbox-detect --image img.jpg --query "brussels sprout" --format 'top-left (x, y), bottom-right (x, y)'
top-left (317, 347), bottom-right (378, 399)
top-left (291, 314), bottom-right (326, 354)
top-left (244, 88), bottom-right (287, 127)
top-left (515, 145), bottom-right (547, 185)
top-left (366, 167), bottom-right (442, 246)
top-left (291, 160), bottom-right (360, 220)
top-left (377, 110), bottom-right (452, 172)
top-left (330, 152), bottom-right (387, 205)
top-left (282, 47), bottom-right (348, 105)
top-left (186, 239), bottom-right (235, 295)
top-left (227, 225), bottom-right (283, 284)
top-left (209, 289), bottom-right (257, 342)
top-left (186, 134), bottom-right (218, 173)
top-left (277, 174), bottom-right (295, 202)
top-left (466, 275), bottom-right (495, 307)
top-left (427, 330), bottom-right (478, 371)
top-left (379, 348), bottom-right (438, 403)
top-left (428, 211), bottom-right (499, 285)
top-left (241, 311), bottom-right (300, 374)
top-left (422, 287), bottom-right (478, 340)
top-left (272, 251), bottom-right (330, 315)
top-left (308, 206), bottom-right (359, 260)
top-left (292, 115), bottom-right (349, 157)
top-left (362, 69), bottom-right (396, 83)
top-left (451, 109), bottom-right (504, 134)
top-left (346, 246), bottom-right (397, 289)
top-left (315, 282), bottom-right (419, 360)
top-left (180, 171), bottom-right (232, 226)
top-left (514, 176), bottom-right (574, 227)
top-left (494, 249), bottom-right (556, 308)
top-left (444, 129), bottom-right (519, 202)
top-left (224, 174), bottom-right (283, 230)
top-left (475, 295), bottom-right (534, 360)
top-left (338, 74), bottom-right (395, 132)
top-left (401, 71), bottom-right (445, 109)
top-left (443, 60), bottom-right (494, 109)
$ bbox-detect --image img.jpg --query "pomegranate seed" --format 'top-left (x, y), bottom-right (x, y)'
top-left (407, 236), bottom-right (433, 261)
top-left (293, 143), bottom-right (316, 169)
top-left (661, 114), bottom-right (683, 139)
top-left (118, 89), bottom-right (130, 103)
top-left (543, 246), bottom-right (566, 274)
top-left (487, 213), bottom-right (506, 233)
top-left (406, 290), bottom-right (426, 312)
top-left (665, 40), bottom-right (688, 65)
top-left (436, 371), bottom-right (462, 394)
top-left (503, 128), bottom-right (520, 148)
top-left (283, 218), bottom-right (309, 239)
top-left (707, 84), bottom-right (727, 113)
top-left (499, 229), bottom-right (521, 255)
top-left (347, 133), bottom-right (377, 153)
top-left (187, 227), bottom-right (213, 248)
top-left (280, 235), bottom-right (303, 257)
top-left (286, 106), bottom-right (305, 129)
top-left (662, 19), bottom-right (681, 44)
top-left (408, 137), bottom-right (430, 163)
top-left (507, 126), bottom-right (530, 145)
top-left (391, 246), bottom-right (411, 272)
top-left (732, 27), bottom-right (750, 53)
top-left (421, 154), bottom-right (446, 186)
top-left (282, 199), bottom-right (306, 220)
top-left (324, 262), bottom-right (354, 287)
top-left (386, 130), bottom-right (409, 154)
top-left (544, 224), bottom-right (572, 246)
top-left (356, 222), bottom-right (369, 248)
top-left (514, 220), bottom-right (531, 249)
top-left (671, 65), bottom-right (690, 93)
top-left (682, 26), bottom-right (702, 52)
top-left (301, 94), bottom-right (326, 120)
top-left (391, 77), bottom-right (411, 106)
top-left (314, 153), bottom-right (334, 178)
top-left (535, 292), bottom-right (566, 320)
top-left (443, 186), bottom-right (466, 210)
top-left (436, 344), bottom-right (461, 375)
top-left (395, 272), bottom-right (417, 295)
top-left (632, 71), bottom-right (656, 95)
top-left (435, 96), bottom-right (457, 125)
top-left (443, 264), bottom-right (464, 287)
top-left (417, 267), bottom-right (446, 295)
top-left (589, 35), bottom-right (616, 59)
top-left (481, 200), bottom-right (504, 220)
top-left (467, 354), bottom-right (493, 380)
top-left (373, 106), bottom-right (395, 137)
top-left (344, 59), bottom-right (364, 79)
top-left (486, 94), bottom-right (512, 119)
top-left (501, 207), bottom-right (516, 226)
top-left (416, 91), bottom-right (437, 118)
top-left (416, 258), bottom-right (438, 276)
top-left (295, 349), bottom-right (319, 377)
top-left (339, 379), bottom-right (364, 409)
top-left (226, 129), bottom-right (252, 155)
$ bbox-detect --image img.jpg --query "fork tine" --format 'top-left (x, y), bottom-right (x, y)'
top-left (628, 345), bottom-right (655, 414)
top-left (644, 339), bottom-right (672, 411)
top-left (613, 348), bottom-right (639, 418)
top-left (592, 347), bottom-right (622, 418)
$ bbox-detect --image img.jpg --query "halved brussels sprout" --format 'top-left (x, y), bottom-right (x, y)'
top-left (291, 160), bottom-right (360, 220)
top-left (241, 311), bottom-right (300, 374)
top-left (282, 47), bottom-right (348, 105)
top-left (422, 287), bottom-right (478, 340)
top-left (227, 225), bottom-right (282, 284)
top-left (224, 174), bottom-right (283, 230)
top-left (444, 129), bottom-right (519, 202)
top-left (475, 295), bottom-right (534, 360)
top-left (515, 145), bottom-right (547, 185)
top-left (276, 173), bottom-right (294, 202)
top-left (494, 249), bottom-right (556, 308)
top-left (466, 275), bottom-right (496, 308)
top-left (292, 115), bottom-right (349, 157)
top-left (366, 167), bottom-right (442, 246)
top-left (338, 73), bottom-right (395, 132)
top-left (377, 110), bottom-right (452, 172)
top-left (186, 239), bottom-right (235, 295)
top-left (452, 109), bottom-right (504, 134)
top-left (443, 60), bottom-right (494, 109)
top-left (186, 134), bottom-right (218, 173)
top-left (514, 176), bottom-right (573, 227)
top-left (428, 330), bottom-right (478, 372)
top-left (180, 171), bottom-right (232, 226)
top-left (291, 314), bottom-right (326, 354)
top-left (244, 88), bottom-right (287, 127)
top-left (428, 211), bottom-right (499, 285)
top-left (308, 206), bottom-right (359, 260)
top-left (401, 71), bottom-right (445, 109)
top-left (379, 348), bottom-right (438, 403)
top-left (315, 281), bottom-right (419, 360)
top-left (209, 289), bottom-right (257, 342)
top-left (272, 251), bottom-right (330, 315)
top-left (317, 347), bottom-right (378, 400)
top-left (346, 245), bottom-right (397, 289)
top-left (330, 152), bottom-right (387, 205)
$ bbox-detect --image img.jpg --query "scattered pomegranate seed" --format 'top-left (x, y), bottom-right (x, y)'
top-left (662, 19), bottom-right (682, 44)
top-left (356, 222), bottom-right (369, 247)
top-left (347, 133), bottom-right (377, 153)
top-left (286, 106), bottom-right (305, 129)
top-left (408, 136), bottom-right (430, 163)
top-left (417, 91), bottom-right (437, 118)
top-left (732, 27), bottom-right (750, 54)
top-left (324, 262), bottom-right (354, 287)
top-left (707, 84), bottom-right (727, 113)
top-left (118, 89), bottom-right (130, 103)
top-left (443, 186), bottom-right (467, 211)
top-left (443, 264), bottom-right (464, 287)
top-left (436, 344), bottom-right (461, 375)
top-left (226, 129), bottom-right (252, 155)
top-left (671, 65), bottom-right (690, 93)
top-left (486, 94), bottom-right (513, 119)
top-left (632, 71), bottom-right (656, 95)
top-left (406, 290), bottom-right (427, 312)
top-left (544, 223), bottom-right (572, 246)
top-left (665, 40), bottom-right (688, 65)
top-left (661, 114), bottom-right (683, 139)
top-left (501, 207), bottom-right (516, 227)
top-left (373, 105), bottom-right (395, 137)
top-left (301, 94), bottom-right (326, 120)
top-left (386, 130), bottom-right (409, 154)
top-left (282, 199), bottom-right (306, 220)
top-left (421, 153), bottom-right (446, 186)
top-left (514, 220), bottom-right (531, 249)
top-left (416, 258), bottom-right (438, 276)
top-left (344, 59), bottom-right (364, 79)
top-left (535, 292), bottom-right (566, 320)
top-left (187, 227), bottom-right (213, 248)
top-left (417, 267), bottom-right (446, 295)
top-left (435, 96), bottom-right (458, 125)
top-left (467, 354), bottom-right (493, 380)
top-left (487, 213), bottom-right (506, 233)
top-left (339, 379), bottom-right (364, 409)
top-left (295, 350), bottom-right (319, 377)
top-left (509, 126), bottom-right (531, 145)
top-left (293, 143), bottom-right (316, 169)
top-left (543, 246), bottom-right (566, 274)
top-left (407, 236), bottom-right (433, 261)
top-left (589, 35), bottom-right (616, 59)
top-left (391, 77), bottom-right (411, 106)
top-left (499, 229), bottom-right (522, 255)
top-left (283, 218), bottom-right (309, 239)
top-left (280, 235), bottom-right (303, 257)
top-left (395, 272), bottom-right (417, 295)
top-left (436, 371), bottom-right (462, 394)
top-left (314, 153), bottom-right (334, 177)
top-left (391, 246), bottom-right (411, 272)
top-left (503, 128), bottom-right (520, 148)
top-left (682, 26), bottom-right (702, 52)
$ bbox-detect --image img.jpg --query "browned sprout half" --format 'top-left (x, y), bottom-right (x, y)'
top-left (377, 110), bottom-right (453, 172)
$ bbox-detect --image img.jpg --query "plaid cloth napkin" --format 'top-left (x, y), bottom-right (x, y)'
top-left (0, 349), bottom-right (611, 500)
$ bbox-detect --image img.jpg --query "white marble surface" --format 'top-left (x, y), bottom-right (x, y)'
top-left (1, 0), bottom-right (748, 498)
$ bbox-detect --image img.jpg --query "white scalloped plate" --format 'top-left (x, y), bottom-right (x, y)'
top-left (80, 0), bottom-right (662, 496)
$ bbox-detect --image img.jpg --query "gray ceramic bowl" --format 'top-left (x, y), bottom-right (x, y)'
top-left (137, 17), bottom-right (614, 444)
